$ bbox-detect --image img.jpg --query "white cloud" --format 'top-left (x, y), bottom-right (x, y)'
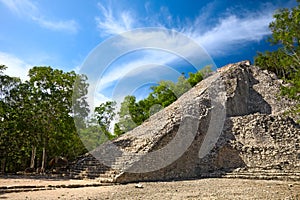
top-left (32, 17), bottom-right (79, 33)
top-left (96, 2), bottom-right (134, 36)
top-left (144, 1), bottom-right (151, 14)
top-left (195, 13), bottom-right (272, 56)
top-left (0, 0), bottom-right (38, 16)
top-left (0, 0), bottom-right (79, 33)
top-left (95, 1), bottom-right (273, 56)
top-left (0, 52), bottom-right (31, 80)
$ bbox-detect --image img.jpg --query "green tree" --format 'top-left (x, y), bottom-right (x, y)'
top-left (77, 122), bottom-right (108, 151)
top-left (113, 123), bottom-right (124, 136)
top-left (0, 65), bottom-right (89, 173)
top-left (255, 1), bottom-right (300, 116)
top-left (187, 65), bottom-right (212, 87)
top-left (24, 66), bottom-right (88, 171)
top-left (150, 82), bottom-right (177, 108)
top-left (0, 65), bottom-right (22, 173)
top-left (115, 96), bottom-right (139, 133)
top-left (255, 1), bottom-right (300, 79)
top-left (72, 74), bottom-right (90, 130)
top-left (10, 81), bottom-right (39, 171)
top-left (94, 101), bottom-right (116, 140)
top-left (269, 3), bottom-right (300, 67)
top-left (175, 75), bottom-right (192, 96)
top-left (188, 71), bottom-right (203, 87)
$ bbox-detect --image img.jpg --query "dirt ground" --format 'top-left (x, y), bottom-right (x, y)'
top-left (0, 177), bottom-right (299, 200)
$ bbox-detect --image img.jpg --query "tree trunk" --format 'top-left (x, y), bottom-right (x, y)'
top-left (41, 147), bottom-right (45, 173)
top-left (30, 146), bottom-right (36, 169)
top-left (0, 157), bottom-right (6, 174)
top-left (41, 142), bottom-right (47, 173)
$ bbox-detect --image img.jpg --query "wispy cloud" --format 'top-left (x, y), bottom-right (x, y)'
top-left (96, 2), bottom-right (134, 36)
top-left (32, 17), bottom-right (79, 33)
top-left (194, 13), bottom-right (272, 56)
top-left (0, 52), bottom-right (31, 81)
top-left (0, 0), bottom-right (79, 33)
top-left (0, 0), bottom-right (38, 15)
top-left (95, 1), bottom-right (273, 54)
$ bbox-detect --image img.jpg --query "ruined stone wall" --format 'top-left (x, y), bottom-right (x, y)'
top-left (224, 114), bottom-right (300, 171)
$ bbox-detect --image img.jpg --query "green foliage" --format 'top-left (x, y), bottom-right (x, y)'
top-left (116, 96), bottom-right (141, 133)
top-left (79, 123), bottom-right (108, 151)
top-left (26, 67), bottom-right (88, 164)
top-left (255, 50), bottom-right (296, 79)
top-left (73, 74), bottom-right (90, 130)
top-left (255, 2), bottom-right (300, 79)
top-left (0, 65), bottom-right (24, 172)
top-left (188, 72), bottom-right (203, 87)
top-left (94, 101), bottom-right (117, 140)
top-left (0, 65), bottom-right (89, 173)
top-left (114, 123), bottom-right (124, 136)
top-left (255, 2), bottom-right (300, 118)
top-left (281, 70), bottom-right (300, 100)
top-left (269, 6), bottom-right (300, 62)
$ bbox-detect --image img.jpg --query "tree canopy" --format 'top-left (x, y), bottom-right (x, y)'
top-left (255, 1), bottom-right (300, 116)
top-left (0, 66), bottom-right (89, 173)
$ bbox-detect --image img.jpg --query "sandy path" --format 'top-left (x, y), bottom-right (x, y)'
top-left (0, 178), bottom-right (299, 200)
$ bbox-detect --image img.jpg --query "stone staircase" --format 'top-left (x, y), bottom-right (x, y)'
top-left (68, 152), bottom-right (141, 183)
top-left (69, 153), bottom-right (118, 182)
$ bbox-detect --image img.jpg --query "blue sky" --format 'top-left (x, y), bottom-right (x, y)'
top-left (0, 0), bottom-right (297, 104)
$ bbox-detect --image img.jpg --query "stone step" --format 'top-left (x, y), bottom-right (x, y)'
top-left (223, 173), bottom-right (300, 181)
top-left (198, 171), bottom-right (300, 181)
top-left (69, 168), bottom-right (122, 180)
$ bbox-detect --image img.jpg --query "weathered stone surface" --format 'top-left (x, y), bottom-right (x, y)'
top-left (70, 61), bottom-right (300, 183)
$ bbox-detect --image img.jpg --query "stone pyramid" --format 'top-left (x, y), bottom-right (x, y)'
top-left (70, 61), bottom-right (300, 183)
